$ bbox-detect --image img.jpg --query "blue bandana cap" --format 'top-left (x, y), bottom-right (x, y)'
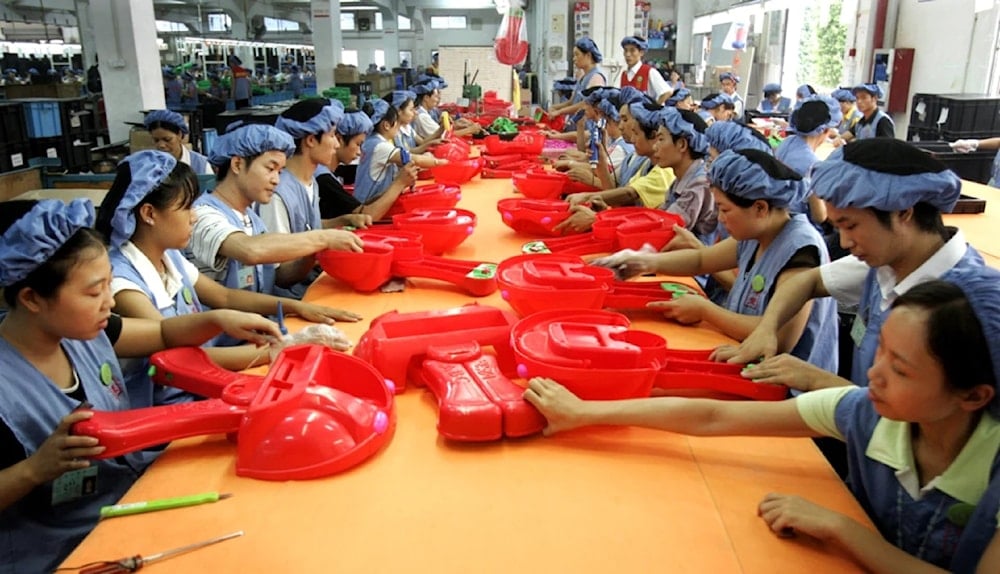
top-left (943, 266), bottom-right (1000, 417)
top-left (665, 88), bottom-right (691, 107)
top-left (620, 36), bottom-right (648, 51)
top-left (657, 107), bottom-right (708, 155)
top-left (227, 55), bottom-right (242, 66)
top-left (790, 95), bottom-right (842, 136)
top-left (575, 37), bottom-right (603, 63)
top-left (368, 99), bottom-right (391, 128)
top-left (762, 83), bottom-right (782, 95)
top-left (597, 99), bottom-right (621, 122)
top-left (618, 86), bottom-right (649, 107)
top-left (416, 74), bottom-right (447, 90)
top-left (852, 83), bottom-right (883, 99)
top-left (701, 92), bottom-right (734, 110)
top-left (709, 150), bottom-right (805, 209)
top-left (554, 77), bottom-right (576, 92)
top-left (0, 199), bottom-right (96, 287)
top-left (389, 90), bottom-right (417, 109)
top-left (275, 99), bottom-right (342, 139)
top-left (811, 144), bottom-right (962, 212)
top-left (143, 109), bottom-right (189, 135)
top-left (109, 151), bottom-right (177, 248)
top-left (719, 72), bottom-right (740, 84)
top-left (831, 88), bottom-right (857, 103)
top-left (337, 110), bottom-right (374, 138)
top-left (705, 121), bottom-right (773, 154)
top-left (629, 103), bottom-right (662, 133)
top-left (584, 87), bottom-right (614, 107)
top-left (410, 79), bottom-right (438, 96)
top-left (208, 124), bottom-right (296, 167)
top-left (795, 84), bottom-right (815, 99)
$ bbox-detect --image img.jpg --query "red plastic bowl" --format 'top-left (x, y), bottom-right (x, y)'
top-left (431, 157), bottom-right (483, 185)
top-left (392, 208), bottom-right (477, 255)
top-left (483, 133), bottom-right (546, 155)
top-left (496, 254), bottom-right (613, 316)
top-left (496, 198), bottom-right (575, 237)
top-left (317, 242), bottom-right (394, 292)
top-left (387, 184), bottom-right (461, 217)
top-left (512, 170), bottom-right (567, 200)
top-left (432, 142), bottom-right (469, 162)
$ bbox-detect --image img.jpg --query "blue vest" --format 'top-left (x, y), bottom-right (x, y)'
top-left (834, 388), bottom-right (1000, 572)
top-left (353, 134), bottom-right (398, 205)
top-left (775, 136), bottom-right (820, 220)
top-left (567, 67), bottom-right (606, 132)
top-left (191, 192), bottom-right (276, 298)
top-left (188, 150), bottom-right (210, 175)
top-left (288, 74), bottom-right (303, 95)
top-left (852, 244), bottom-right (984, 386)
top-left (726, 215), bottom-right (838, 373)
top-left (855, 109), bottom-right (894, 140)
top-left (395, 129), bottom-right (418, 151)
top-left (108, 248), bottom-right (201, 409)
top-left (989, 149), bottom-right (999, 188)
top-left (262, 171), bottom-right (323, 299)
top-left (760, 97), bottom-right (791, 113)
top-left (0, 332), bottom-right (143, 574)
top-left (617, 153), bottom-right (651, 188)
top-left (838, 107), bottom-right (864, 135)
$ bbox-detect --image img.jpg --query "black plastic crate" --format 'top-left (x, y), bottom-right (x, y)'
top-left (912, 141), bottom-right (995, 185)
top-left (909, 93), bottom-right (938, 129)
top-left (59, 97), bottom-right (95, 136)
top-left (0, 102), bottom-right (28, 146)
top-left (338, 82), bottom-right (373, 97)
top-left (935, 94), bottom-right (1000, 135)
top-left (30, 134), bottom-right (93, 173)
top-left (0, 142), bottom-right (30, 173)
top-left (907, 126), bottom-right (940, 142)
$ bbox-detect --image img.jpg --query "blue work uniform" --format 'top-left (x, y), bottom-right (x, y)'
top-left (395, 127), bottom-right (418, 151)
top-left (164, 77), bottom-right (183, 107)
top-left (188, 150), bottom-right (211, 175)
top-left (288, 73), bottom-right (304, 97)
top-left (727, 215), bottom-right (838, 374)
top-left (852, 245), bottom-right (984, 386)
top-left (759, 97), bottom-right (792, 113)
top-left (838, 107), bottom-right (864, 135)
top-left (852, 109), bottom-right (895, 140)
top-left (775, 135), bottom-right (821, 224)
top-left (0, 331), bottom-right (144, 574)
top-left (190, 192), bottom-right (275, 296)
top-left (261, 170), bottom-right (323, 299)
top-left (353, 133), bottom-right (398, 205)
top-left (989, 150), bottom-right (1000, 188)
top-left (616, 152), bottom-right (652, 189)
top-left (566, 67), bottom-right (606, 132)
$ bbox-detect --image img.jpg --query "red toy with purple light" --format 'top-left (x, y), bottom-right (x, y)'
top-left (521, 208), bottom-right (686, 255)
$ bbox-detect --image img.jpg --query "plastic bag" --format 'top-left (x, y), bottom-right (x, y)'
top-left (270, 324), bottom-right (353, 362)
top-left (494, 7), bottom-right (528, 65)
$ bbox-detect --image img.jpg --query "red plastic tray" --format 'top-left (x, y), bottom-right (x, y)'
top-left (483, 133), bottom-right (546, 155)
top-left (496, 197), bottom-right (579, 237)
top-left (391, 208), bottom-right (477, 255)
top-left (522, 208), bottom-right (685, 255)
top-left (497, 254), bottom-right (613, 317)
top-left (430, 157), bottom-right (483, 185)
top-left (386, 184), bottom-right (461, 217)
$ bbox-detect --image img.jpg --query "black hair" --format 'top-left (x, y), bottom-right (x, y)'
top-left (280, 98), bottom-right (331, 153)
top-left (791, 100), bottom-right (831, 135)
top-left (870, 202), bottom-right (948, 240)
top-left (146, 120), bottom-right (184, 136)
top-left (636, 102), bottom-right (664, 140)
top-left (582, 86), bottom-right (603, 98)
top-left (0, 201), bottom-right (107, 308)
top-left (363, 100), bottom-right (399, 132)
top-left (842, 138), bottom-right (948, 175)
top-left (718, 149), bottom-right (802, 208)
top-left (669, 109), bottom-right (708, 160)
top-left (95, 160), bottom-right (200, 243)
top-left (722, 191), bottom-right (759, 209)
top-left (892, 280), bottom-right (995, 392)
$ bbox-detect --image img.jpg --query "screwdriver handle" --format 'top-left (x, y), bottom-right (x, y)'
top-left (80, 556), bottom-right (142, 573)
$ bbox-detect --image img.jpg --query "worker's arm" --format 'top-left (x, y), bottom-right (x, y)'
top-left (357, 163), bottom-right (419, 221)
top-left (217, 227), bottom-right (361, 267)
top-left (113, 309), bottom-right (282, 358)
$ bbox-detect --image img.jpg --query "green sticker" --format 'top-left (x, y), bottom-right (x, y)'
top-left (522, 241), bottom-right (551, 254)
top-left (947, 502), bottom-right (975, 527)
top-left (147, 365), bottom-right (157, 377)
top-left (100, 362), bottom-right (113, 386)
top-left (751, 274), bottom-right (766, 293)
top-left (467, 263), bottom-right (498, 279)
top-left (343, 225), bottom-right (357, 232)
top-left (182, 287), bottom-right (193, 305)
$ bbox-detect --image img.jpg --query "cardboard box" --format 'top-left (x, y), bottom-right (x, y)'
top-left (362, 73), bottom-right (395, 96)
top-left (4, 83), bottom-right (83, 99)
top-left (334, 65), bottom-right (360, 84)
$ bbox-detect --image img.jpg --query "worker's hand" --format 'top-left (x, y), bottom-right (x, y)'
top-left (552, 205), bottom-right (597, 234)
top-left (831, 137), bottom-right (846, 148)
top-left (758, 493), bottom-right (845, 542)
top-left (590, 248), bottom-right (658, 280)
top-left (662, 224), bottom-right (705, 252)
top-left (395, 163), bottom-right (420, 189)
top-left (950, 139), bottom-right (979, 153)
top-left (211, 309), bottom-right (284, 346)
top-left (322, 229), bottom-right (364, 253)
top-left (565, 164), bottom-right (598, 186)
top-left (647, 294), bottom-right (708, 325)
top-left (565, 192), bottom-right (594, 207)
top-left (331, 213), bottom-right (373, 230)
top-left (739, 353), bottom-right (832, 392)
top-left (269, 324), bottom-right (353, 361)
top-left (289, 301), bottom-right (362, 324)
top-left (25, 410), bottom-right (105, 485)
top-left (709, 325), bottom-right (779, 364)
top-left (559, 150), bottom-right (589, 163)
top-left (522, 377), bottom-right (590, 436)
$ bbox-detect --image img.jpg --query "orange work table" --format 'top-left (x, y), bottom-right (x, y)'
top-left (945, 179), bottom-right (1000, 265)
top-left (62, 177), bottom-right (871, 573)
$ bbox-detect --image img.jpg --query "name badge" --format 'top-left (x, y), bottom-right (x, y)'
top-left (51, 466), bottom-right (98, 506)
top-left (850, 313), bottom-right (866, 347)
top-left (237, 265), bottom-right (256, 290)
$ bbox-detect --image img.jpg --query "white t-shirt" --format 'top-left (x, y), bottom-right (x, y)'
top-left (112, 241), bottom-right (200, 308)
top-left (181, 146), bottom-right (214, 175)
top-left (624, 62), bottom-right (670, 100)
top-left (257, 174), bottom-right (315, 235)
top-left (188, 203), bottom-right (256, 281)
top-left (413, 107), bottom-right (440, 140)
top-left (399, 124), bottom-right (417, 147)
top-left (367, 136), bottom-right (398, 181)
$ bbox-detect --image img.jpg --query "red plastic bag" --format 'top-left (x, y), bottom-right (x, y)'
top-left (494, 7), bottom-right (528, 65)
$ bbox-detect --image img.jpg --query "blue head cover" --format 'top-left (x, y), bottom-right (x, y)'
top-left (416, 74), bottom-right (447, 90)
top-left (941, 266), bottom-right (1000, 417)
top-left (705, 121), bottom-right (773, 154)
top-left (143, 109), bottom-right (189, 135)
top-left (709, 149), bottom-right (805, 209)
top-left (584, 87), bottom-right (611, 107)
top-left (410, 79), bottom-right (438, 96)
top-left (629, 103), bottom-right (662, 133)
top-left (208, 124), bottom-right (296, 167)
top-left (276, 99), bottom-right (343, 139)
top-left (337, 110), bottom-right (374, 138)
top-left (657, 107), bottom-right (709, 155)
top-left (618, 86), bottom-right (650, 107)
top-left (700, 93), bottom-right (734, 110)
top-left (811, 139), bottom-right (962, 212)
top-left (795, 84), bottom-right (815, 99)
top-left (621, 36), bottom-right (648, 51)
top-left (665, 88), bottom-right (691, 107)
top-left (831, 88), bottom-right (857, 103)
top-left (554, 77), bottom-right (576, 92)
top-left (790, 95), bottom-right (842, 136)
top-left (852, 83), bottom-right (883, 99)
top-left (368, 98), bottom-right (391, 127)
top-left (0, 199), bottom-right (96, 287)
top-left (597, 100), bottom-right (621, 122)
top-left (575, 37), bottom-right (603, 63)
top-left (109, 151), bottom-right (177, 248)
top-left (389, 90), bottom-right (417, 109)
top-left (719, 72), bottom-right (740, 84)
top-left (762, 83), bottom-right (782, 95)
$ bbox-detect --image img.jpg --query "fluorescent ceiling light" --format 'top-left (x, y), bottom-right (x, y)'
top-left (341, 6), bottom-right (379, 11)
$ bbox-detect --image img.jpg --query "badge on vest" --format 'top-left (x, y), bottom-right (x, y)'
top-left (182, 287), bottom-right (194, 305)
top-left (100, 362), bottom-right (125, 399)
top-left (51, 465), bottom-right (98, 505)
top-left (850, 313), bottom-right (867, 347)
top-left (237, 265), bottom-right (256, 290)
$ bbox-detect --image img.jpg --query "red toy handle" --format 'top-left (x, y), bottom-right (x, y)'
top-left (72, 400), bottom-right (245, 459)
top-left (150, 347), bottom-right (259, 399)
top-left (653, 371), bottom-right (787, 401)
top-left (392, 256), bottom-right (498, 297)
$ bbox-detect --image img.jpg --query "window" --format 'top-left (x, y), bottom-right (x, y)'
top-left (341, 49), bottom-right (358, 67)
top-left (430, 16), bottom-right (466, 30)
top-left (264, 17), bottom-right (299, 32)
top-left (375, 12), bottom-right (383, 30)
top-left (341, 13), bottom-right (355, 31)
top-left (155, 20), bottom-right (189, 33)
top-left (399, 51), bottom-right (412, 66)
top-left (207, 13), bottom-right (231, 32)
top-left (398, 15), bottom-right (412, 30)
top-left (374, 50), bottom-right (385, 68)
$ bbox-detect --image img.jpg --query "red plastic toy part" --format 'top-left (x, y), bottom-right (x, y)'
top-left (391, 208), bottom-right (477, 255)
top-left (385, 184), bottom-right (461, 218)
top-left (430, 157), bottom-right (484, 185)
top-left (522, 208), bottom-right (685, 255)
top-left (354, 304), bottom-right (519, 393)
top-left (316, 229), bottom-right (497, 296)
top-left (71, 345), bottom-right (395, 481)
top-left (483, 133), bottom-right (545, 156)
top-left (496, 198), bottom-right (580, 237)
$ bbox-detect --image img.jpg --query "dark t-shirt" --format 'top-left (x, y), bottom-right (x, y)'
top-left (0, 314), bottom-right (123, 469)
top-left (849, 113), bottom-right (895, 139)
top-left (741, 245), bottom-right (821, 302)
top-left (317, 172), bottom-right (361, 220)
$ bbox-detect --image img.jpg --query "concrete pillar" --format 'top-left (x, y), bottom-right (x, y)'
top-left (90, 0), bottom-right (163, 142)
top-left (312, 0), bottom-right (343, 93)
top-left (675, 0), bottom-right (694, 64)
top-left (381, 8), bottom-right (401, 70)
top-left (75, 0), bottom-right (97, 69)
top-left (586, 0), bottom-right (633, 84)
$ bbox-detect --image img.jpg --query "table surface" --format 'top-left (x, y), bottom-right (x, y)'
top-left (62, 176), bottom-right (891, 573)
